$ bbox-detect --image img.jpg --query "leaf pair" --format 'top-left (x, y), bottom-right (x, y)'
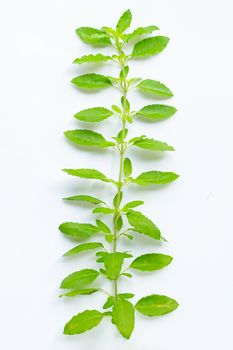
top-left (63, 294), bottom-right (178, 337)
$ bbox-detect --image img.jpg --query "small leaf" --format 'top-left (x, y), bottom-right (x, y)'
top-left (137, 104), bottom-right (177, 120)
top-left (134, 138), bottom-right (174, 151)
top-left (118, 293), bottom-right (135, 299)
top-left (135, 294), bottom-right (179, 316)
top-left (137, 79), bottom-right (173, 97)
top-left (103, 296), bottom-right (115, 309)
top-left (120, 65), bottom-right (129, 79)
top-left (96, 219), bottom-right (111, 234)
top-left (71, 74), bottom-right (112, 90)
top-left (64, 310), bottom-right (104, 335)
top-left (93, 207), bottom-right (115, 215)
top-left (60, 288), bottom-right (99, 297)
top-left (116, 216), bottom-right (123, 231)
top-left (116, 128), bottom-right (128, 143)
top-left (133, 171), bottom-right (179, 185)
top-left (126, 26), bottom-right (159, 42)
top-left (122, 200), bottom-right (144, 211)
top-left (122, 272), bottom-right (132, 278)
top-left (112, 298), bottom-right (135, 339)
top-left (73, 53), bottom-right (112, 64)
top-left (132, 36), bottom-right (169, 58)
top-left (130, 253), bottom-right (173, 271)
top-left (126, 210), bottom-right (161, 240)
top-left (124, 158), bottom-right (132, 177)
top-left (64, 129), bottom-right (115, 148)
top-left (59, 222), bottom-right (99, 240)
top-left (112, 105), bottom-right (122, 114)
top-left (63, 195), bottom-right (104, 205)
top-left (113, 191), bottom-right (122, 207)
top-left (63, 168), bottom-right (110, 183)
top-left (60, 269), bottom-right (100, 289)
top-left (121, 96), bottom-right (130, 113)
top-left (63, 242), bottom-right (104, 257)
top-left (104, 253), bottom-right (124, 280)
top-left (76, 27), bottom-right (111, 46)
top-left (116, 9), bottom-right (132, 33)
top-left (74, 107), bottom-right (113, 123)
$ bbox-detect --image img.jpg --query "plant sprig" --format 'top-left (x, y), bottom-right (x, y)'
top-left (59, 9), bottom-right (179, 340)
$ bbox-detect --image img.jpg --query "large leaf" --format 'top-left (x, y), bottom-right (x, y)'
top-left (59, 222), bottom-right (100, 239)
top-left (137, 79), bottom-right (173, 97)
top-left (112, 298), bottom-right (135, 339)
top-left (60, 288), bottom-right (99, 297)
top-left (137, 104), bottom-right (177, 120)
top-left (130, 253), bottom-right (173, 271)
top-left (63, 242), bottom-right (104, 257)
top-left (64, 129), bottom-right (115, 148)
top-left (63, 168), bottom-right (110, 183)
top-left (126, 26), bottom-right (159, 42)
top-left (60, 269), bottom-right (100, 289)
top-left (76, 27), bottom-right (111, 46)
top-left (133, 171), bottom-right (179, 185)
top-left (73, 53), bottom-right (112, 64)
top-left (135, 294), bottom-right (179, 316)
top-left (104, 253), bottom-right (124, 280)
top-left (133, 138), bottom-right (174, 151)
top-left (116, 9), bottom-right (132, 33)
top-left (74, 107), bottom-right (113, 122)
top-left (126, 210), bottom-right (161, 240)
top-left (71, 74), bottom-right (112, 89)
top-left (132, 36), bottom-right (169, 57)
top-left (64, 310), bottom-right (104, 335)
top-left (63, 195), bottom-right (105, 205)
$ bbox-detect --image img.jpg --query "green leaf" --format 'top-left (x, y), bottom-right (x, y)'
top-left (64, 129), bottom-right (115, 148)
top-left (118, 293), bottom-right (135, 299)
top-left (137, 104), bottom-right (177, 120)
top-left (93, 207), bottom-right (115, 215)
top-left (112, 298), bottom-right (135, 339)
top-left (73, 53), bottom-right (112, 64)
top-left (126, 210), bottom-right (161, 240)
top-left (76, 27), bottom-right (111, 46)
top-left (64, 310), bottom-right (104, 335)
top-left (103, 296), bottom-right (115, 309)
top-left (124, 158), bottom-right (132, 177)
top-left (120, 65), bottom-right (129, 79)
top-left (74, 107), bottom-right (113, 123)
top-left (63, 168), bottom-right (110, 183)
top-left (96, 219), bottom-right (111, 234)
top-left (60, 288), bottom-right (99, 297)
top-left (104, 253), bottom-right (124, 280)
top-left (116, 216), bottom-right (123, 231)
top-left (71, 74), bottom-right (112, 90)
top-left (132, 36), bottom-right (169, 58)
top-left (116, 9), bottom-right (132, 33)
top-left (113, 191), bottom-right (122, 207)
top-left (126, 26), bottom-right (159, 42)
top-left (135, 294), bottom-right (179, 316)
top-left (133, 171), bottom-right (179, 185)
top-left (134, 138), bottom-right (174, 151)
top-left (60, 269), bottom-right (100, 289)
top-left (122, 200), bottom-right (144, 211)
top-left (130, 253), bottom-right (173, 271)
top-left (59, 222), bottom-right (100, 240)
top-left (137, 79), bottom-right (173, 97)
top-left (63, 195), bottom-right (105, 205)
top-left (63, 242), bottom-right (104, 257)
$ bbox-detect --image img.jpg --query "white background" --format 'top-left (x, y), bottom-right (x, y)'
top-left (0, 0), bottom-right (233, 349)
